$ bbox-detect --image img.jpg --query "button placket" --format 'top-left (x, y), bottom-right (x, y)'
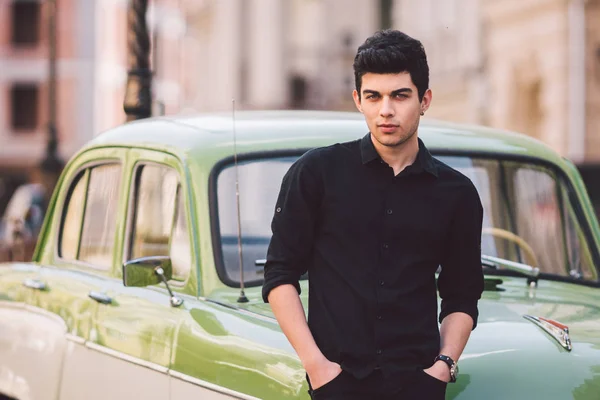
top-left (374, 181), bottom-right (395, 366)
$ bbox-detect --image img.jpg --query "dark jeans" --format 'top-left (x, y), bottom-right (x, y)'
top-left (307, 369), bottom-right (447, 400)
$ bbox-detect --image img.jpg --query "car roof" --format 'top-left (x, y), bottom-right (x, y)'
top-left (85, 110), bottom-right (565, 167)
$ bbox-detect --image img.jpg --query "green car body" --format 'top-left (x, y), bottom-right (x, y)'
top-left (1, 111), bottom-right (599, 400)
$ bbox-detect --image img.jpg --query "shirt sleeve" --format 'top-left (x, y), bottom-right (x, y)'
top-left (262, 153), bottom-right (322, 303)
top-left (437, 182), bottom-right (485, 330)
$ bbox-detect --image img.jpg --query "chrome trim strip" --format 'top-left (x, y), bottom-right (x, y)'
top-left (523, 315), bottom-right (573, 351)
top-left (169, 370), bottom-right (260, 400)
top-left (65, 333), bottom-right (86, 345)
top-left (204, 298), bottom-right (277, 324)
top-left (85, 342), bottom-right (169, 373)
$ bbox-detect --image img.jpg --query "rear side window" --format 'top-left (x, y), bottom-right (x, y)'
top-left (60, 173), bottom-right (87, 260)
top-left (59, 164), bottom-right (122, 270)
top-left (128, 164), bottom-right (191, 282)
top-left (129, 165), bottom-right (178, 259)
top-left (79, 165), bottom-right (122, 268)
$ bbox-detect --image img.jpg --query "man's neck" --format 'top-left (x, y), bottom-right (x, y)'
top-left (371, 134), bottom-right (420, 176)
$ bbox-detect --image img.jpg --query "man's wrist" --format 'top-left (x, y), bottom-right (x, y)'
top-left (434, 355), bottom-right (458, 382)
top-left (301, 353), bottom-right (328, 372)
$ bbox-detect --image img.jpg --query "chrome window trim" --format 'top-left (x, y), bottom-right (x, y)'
top-left (169, 370), bottom-right (260, 400)
top-left (85, 341), bottom-right (169, 373)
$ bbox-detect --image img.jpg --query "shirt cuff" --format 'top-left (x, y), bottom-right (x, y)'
top-left (438, 299), bottom-right (480, 330)
top-left (262, 278), bottom-right (302, 303)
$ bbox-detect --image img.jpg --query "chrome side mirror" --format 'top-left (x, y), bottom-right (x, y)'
top-left (122, 256), bottom-right (183, 307)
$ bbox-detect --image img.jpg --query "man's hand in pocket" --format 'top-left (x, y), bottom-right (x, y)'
top-left (305, 357), bottom-right (343, 390)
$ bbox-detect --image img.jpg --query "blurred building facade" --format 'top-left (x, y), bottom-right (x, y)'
top-left (396, 0), bottom-right (600, 167)
top-left (0, 0), bottom-right (187, 172)
top-left (394, 0), bottom-right (600, 213)
top-left (1, 0), bottom-right (599, 190)
top-left (0, 0), bottom-right (190, 212)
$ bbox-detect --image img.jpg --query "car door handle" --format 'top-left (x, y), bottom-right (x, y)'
top-left (88, 291), bottom-right (113, 305)
top-left (23, 278), bottom-right (47, 291)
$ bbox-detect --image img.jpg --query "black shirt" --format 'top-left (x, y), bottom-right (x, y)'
top-left (262, 133), bottom-right (484, 379)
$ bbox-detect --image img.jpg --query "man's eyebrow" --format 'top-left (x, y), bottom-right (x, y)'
top-left (362, 89), bottom-right (380, 96)
top-left (362, 88), bottom-right (413, 96)
top-left (391, 88), bottom-right (413, 96)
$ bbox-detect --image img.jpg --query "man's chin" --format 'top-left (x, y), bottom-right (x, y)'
top-left (379, 137), bottom-right (409, 148)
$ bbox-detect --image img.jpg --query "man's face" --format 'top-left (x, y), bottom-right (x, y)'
top-left (353, 72), bottom-right (432, 148)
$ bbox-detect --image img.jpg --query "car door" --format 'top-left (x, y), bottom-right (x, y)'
top-left (30, 149), bottom-right (129, 400)
top-left (84, 149), bottom-right (197, 400)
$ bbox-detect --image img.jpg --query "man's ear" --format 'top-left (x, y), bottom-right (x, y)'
top-left (420, 88), bottom-right (433, 114)
top-left (352, 90), bottom-right (363, 113)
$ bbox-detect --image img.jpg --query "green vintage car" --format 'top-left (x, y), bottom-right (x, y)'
top-left (0, 111), bottom-right (599, 400)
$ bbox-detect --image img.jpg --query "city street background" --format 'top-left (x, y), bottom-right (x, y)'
top-left (1, 0), bottom-right (600, 223)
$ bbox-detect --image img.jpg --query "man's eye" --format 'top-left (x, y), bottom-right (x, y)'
top-left (366, 95), bottom-right (378, 100)
top-left (394, 93), bottom-right (408, 99)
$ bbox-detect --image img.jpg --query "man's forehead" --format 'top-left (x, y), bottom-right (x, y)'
top-left (360, 72), bottom-right (414, 91)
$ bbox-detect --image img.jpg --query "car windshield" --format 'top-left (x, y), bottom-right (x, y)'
top-left (215, 154), bottom-right (599, 286)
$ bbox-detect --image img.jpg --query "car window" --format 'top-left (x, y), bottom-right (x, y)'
top-left (513, 166), bottom-right (595, 280)
top-left (128, 164), bottom-right (191, 282)
top-left (438, 156), bottom-right (597, 281)
top-left (78, 164), bottom-right (122, 269)
top-left (217, 157), bottom-right (295, 284)
top-left (60, 172), bottom-right (87, 260)
top-left (215, 154), bottom-right (599, 287)
top-left (59, 164), bottom-right (121, 270)
top-left (170, 188), bottom-right (191, 281)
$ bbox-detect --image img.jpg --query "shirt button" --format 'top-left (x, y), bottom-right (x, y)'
top-left (386, 209), bottom-right (393, 215)
top-left (379, 280), bottom-right (385, 286)
top-left (377, 315), bottom-right (383, 320)
top-left (276, 207), bottom-right (282, 213)
top-left (382, 243), bottom-right (389, 249)
top-left (376, 349), bottom-right (383, 355)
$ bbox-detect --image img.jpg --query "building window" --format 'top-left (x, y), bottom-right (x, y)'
top-left (379, 0), bottom-right (393, 30)
top-left (11, 0), bottom-right (41, 46)
top-left (289, 76), bottom-right (307, 109)
top-left (10, 84), bottom-right (39, 131)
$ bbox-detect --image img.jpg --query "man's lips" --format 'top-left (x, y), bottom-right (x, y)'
top-left (378, 124), bottom-right (399, 132)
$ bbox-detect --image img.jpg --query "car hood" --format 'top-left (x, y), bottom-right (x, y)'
top-left (209, 276), bottom-right (600, 399)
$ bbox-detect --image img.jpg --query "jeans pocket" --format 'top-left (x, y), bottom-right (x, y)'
top-left (312, 370), bottom-right (345, 395)
top-left (419, 370), bottom-right (448, 387)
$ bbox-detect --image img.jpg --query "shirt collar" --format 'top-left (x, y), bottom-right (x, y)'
top-left (360, 133), bottom-right (438, 178)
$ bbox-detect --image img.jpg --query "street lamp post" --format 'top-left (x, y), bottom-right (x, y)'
top-left (123, 0), bottom-right (152, 121)
top-left (41, 0), bottom-right (63, 173)
top-left (40, 0), bottom-right (63, 184)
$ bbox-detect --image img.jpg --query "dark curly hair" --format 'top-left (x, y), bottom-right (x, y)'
top-left (353, 30), bottom-right (429, 101)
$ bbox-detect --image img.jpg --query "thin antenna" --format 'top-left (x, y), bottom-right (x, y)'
top-left (232, 99), bottom-right (248, 303)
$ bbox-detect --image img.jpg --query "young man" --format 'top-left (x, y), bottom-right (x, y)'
top-left (262, 30), bottom-right (484, 399)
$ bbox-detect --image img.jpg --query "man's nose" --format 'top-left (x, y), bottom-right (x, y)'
top-left (379, 97), bottom-right (394, 117)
